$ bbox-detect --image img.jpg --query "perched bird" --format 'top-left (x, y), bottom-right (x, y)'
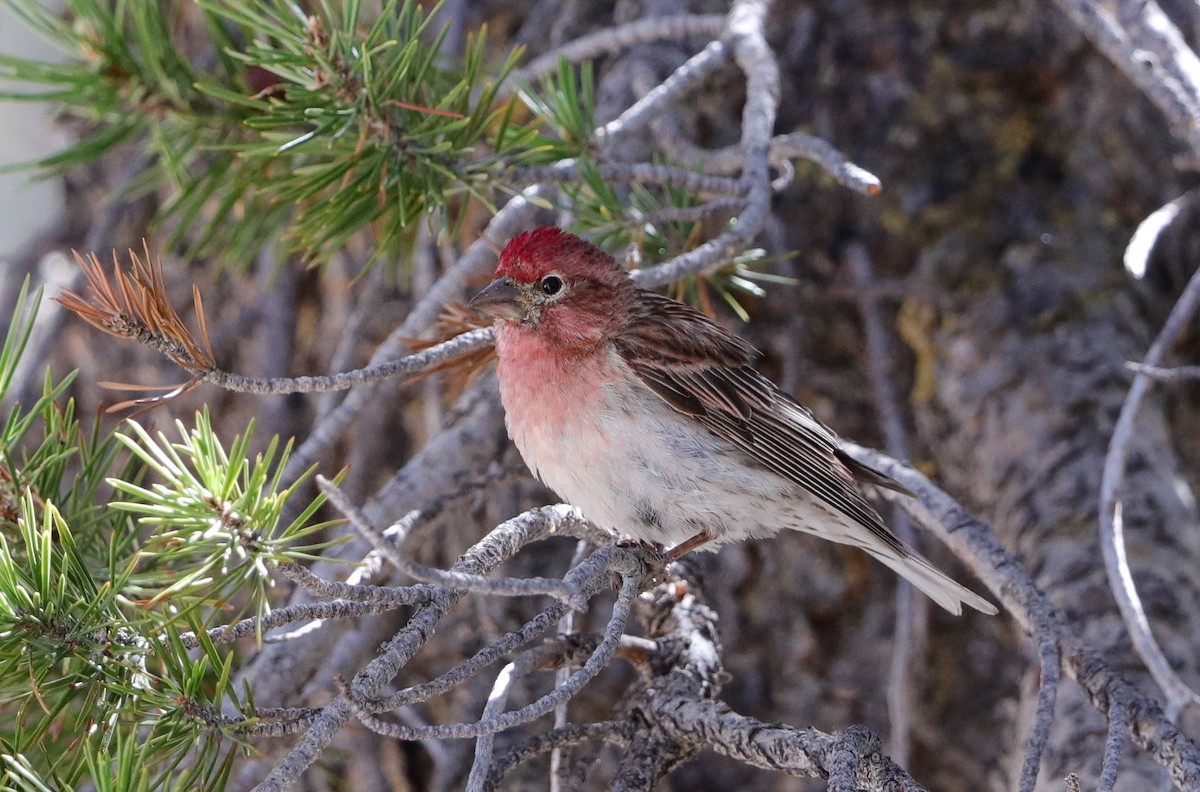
top-left (470, 227), bottom-right (996, 615)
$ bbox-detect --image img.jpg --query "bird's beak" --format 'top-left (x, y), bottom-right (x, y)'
top-left (469, 277), bottom-right (526, 321)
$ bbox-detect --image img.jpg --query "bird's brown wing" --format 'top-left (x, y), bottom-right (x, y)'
top-left (615, 292), bottom-right (910, 553)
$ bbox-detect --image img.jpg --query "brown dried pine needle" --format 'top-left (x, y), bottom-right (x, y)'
top-left (402, 301), bottom-right (498, 400)
top-left (55, 247), bottom-right (216, 411)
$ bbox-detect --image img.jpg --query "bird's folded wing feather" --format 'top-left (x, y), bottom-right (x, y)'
top-left (615, 292), bottom-right (909, 555)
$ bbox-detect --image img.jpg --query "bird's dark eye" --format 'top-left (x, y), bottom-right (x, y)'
top-left (539, 275), bottom-right (564, 296)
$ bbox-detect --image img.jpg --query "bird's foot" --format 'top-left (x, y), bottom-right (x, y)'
top-left (616, 534), bottom-right (663, 553)
top-left (613, 536), bottom-right (675, 589)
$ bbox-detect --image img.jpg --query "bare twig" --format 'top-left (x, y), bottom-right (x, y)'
top-left (551, 539), bottom-right (592, 792)
top-left (317, 478), bottom-right (593, 608)
top-left (364, 599), bottom-right (573, 714)
top-left (1099, 702), bottom-right (1126, 792)
top-left (204, 328), bottom-right (495, 395)
top-left (597, 39), bottom-right (731, 144)
top-left (845, 243), bottom-right (926, 768)
top-left (1123, 362), bottom-right (1200, 381)
top-left (655, 122), bottom-right (882, 195)
top-left (1019, 632), bottom-right (1061, 792)
top-left (485, 721), bottom-right (633, 790)
top-left (56, 249), bottom-right (497, 403)
top-left (1100, 259), bottom-right (1200, 721)
top-left (1054, 0), bottom-right (1200, 154)
top-left (631, 0), bottom-right (779, 288)
top-left (180, 597), bottom-right (419, 649)
top-left (466, 656), bottom-right (528, 792)
top-left (238, 709), bottom-right (322, 738)
top-left (360, 567), bottom-right (650, 719)
top-left (465, 635), bottom-right (607, 792)
top-left (274, 559), bottom-right (439, 605)
top-left (509, 14), bottom-right (727, 87)
top-left (512, 161), bottom-right (745, 197)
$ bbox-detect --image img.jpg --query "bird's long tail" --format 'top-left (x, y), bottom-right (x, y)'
top-left (867, 546), bottom-right (998, 616)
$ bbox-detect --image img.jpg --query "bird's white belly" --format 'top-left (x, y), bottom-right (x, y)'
top-left (498, 346), bottom-right (812, 547)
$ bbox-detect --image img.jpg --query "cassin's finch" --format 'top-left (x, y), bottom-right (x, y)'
top-left (471, 227), bottom-right (995, 615)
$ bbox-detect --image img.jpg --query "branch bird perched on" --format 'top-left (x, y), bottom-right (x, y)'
top-left (470, 227), bottom-right (996, 616)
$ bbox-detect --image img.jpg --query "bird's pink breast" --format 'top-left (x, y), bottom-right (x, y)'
top-left (493, 323), bottom-right (615, 488)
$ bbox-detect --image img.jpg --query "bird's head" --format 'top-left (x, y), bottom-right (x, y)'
top-left (470, 227), bottom-right (633, 348)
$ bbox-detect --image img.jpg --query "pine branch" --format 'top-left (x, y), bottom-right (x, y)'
top-left (56, 248), bottom-right (497, 409)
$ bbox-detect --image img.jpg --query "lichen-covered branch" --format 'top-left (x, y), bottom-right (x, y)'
top-left (841, 443), bottom-right (1200, 790)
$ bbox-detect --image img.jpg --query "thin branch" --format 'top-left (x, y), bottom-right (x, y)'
top-left (484, 721), bottom-right (633, 791)
top-left (318, 478), bottom-right (593, 609)
top-left (1019, 633), bottom-right (1061, 792)
top-left (203, 328), bottom-right (495, 395)
top-left (845, 243), bottom-right (926, 768)
top-left (56, 249), bottom-right (496, 403)
top-left (467, 658), bottom-right (521, 792)
top-left (597, 39), bottom-right (731, 144)
top-left (179, 598), bottom-right (416, 649)
top-left (364, 600), bottom-right (570, 713)
top-left (655, 123), bottom-right (881, 195)
top-left (1124, 361), bottom-right (1200, 381)
top-left (1099, 702), bottom-right (1126, 792)
top-left (360, 544), bottom-right (625, 715)
top-left (1100, 258), bottom-right (1200, 720)
top-left (194, 706), bottom-right (323, 739)
top-left (509, 14), bottom-right (727, 87)
top-left (275, 559), bottom-right (440, 605)
top-left (1054, 0), bottom-right (1200, 154)
top-left (222, 560), bottom-right (447, 647)
top-left (551, 539), bottom-right (592, 792)
top-left (466, 641), bottom-right (574, 792)
top-left (185, 703), bottom-right (321, 738)
top-left (512, 160), bottom-right (745, 197)
top-left (631, 0), bottom-right (779, 288)
top-left (241, 708), bottom-right (323, 738)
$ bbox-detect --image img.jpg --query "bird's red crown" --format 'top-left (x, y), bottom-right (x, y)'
top-left (495, 227), bottom-right (621, 284)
